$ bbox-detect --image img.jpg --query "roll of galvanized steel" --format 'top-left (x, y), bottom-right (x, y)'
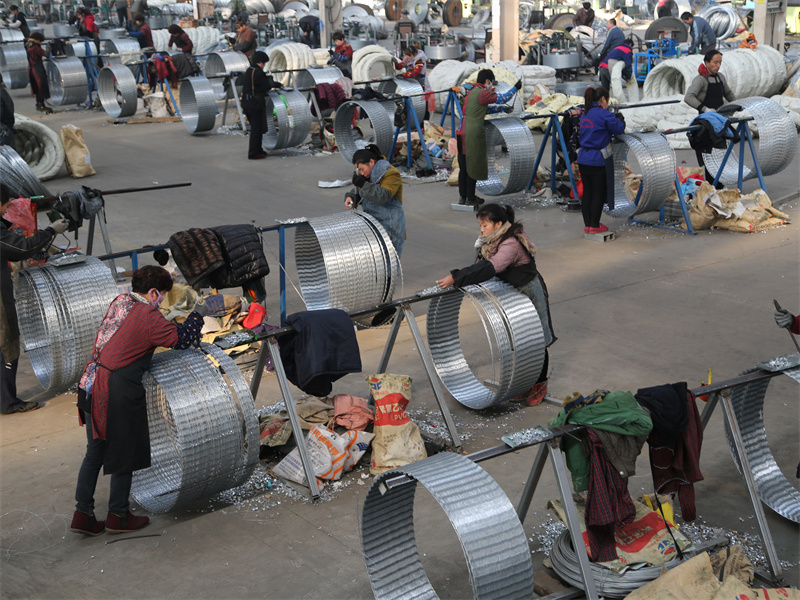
top-left (52, 24), bottom-right (78, 37)
top-left (362, 452), bottom-right (534, 599)
top-left (477, 117), bottom-right (536, 196)
top-left (98, 64), bottom-right (138, 118)
top-left (425, 43), bottom-right (461, 61)
top-left (131, 344), bottom-right (260, 514)
top-left (15, 257), bottom-right (118, 392)
top-left (204, 50), bottom-right (250, 101)
top-left (180, 77), bottom-right (218, 134)
top-left (46, 57), bottom-right (89, 105)
top-left (427, 278), bottom-right (546, 410)
top-left (605, 132), bottom-right (676, 218)
top-left (0, 27), bottom-right (25, 42)
top-left (698, 3), bottom-right (739, 39)
top-left (333, 99), bottom-right (394, 164)
top-left (376, 77), bottom-right (425, 125)
top-left (555, 81), bottom-right (592, 96)
top-left (0, 43), bottom-right (29, 89)
top-left (99, 27), bottom-right (127, 40)
top-left (99, 36), bottom-right (142, 58)
top-left (263, 88), bottom-right (312, 149)
top-left (293, 66), bottom-right (342, 88)
top-left (0, 145), bottom-right (51, 198)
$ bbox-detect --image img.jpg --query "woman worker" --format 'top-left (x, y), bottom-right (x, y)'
top-left (167, 23), bottom-right (193, 55)
top-left (25, 31), bottom-right (51, 113)
top-left (435, 203), bottom-right (556, 405)
top-left (344, 144), bottom-right (405, 257)
top-left (71, 265), bottom-right (204, 536)
top-left (577, 86), bottom-right (625, 234)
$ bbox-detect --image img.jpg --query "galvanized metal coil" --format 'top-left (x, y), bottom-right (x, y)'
top-left (98, 64), bottom-right (138, 118)
top-left (293, 66), bottom-right (342, 89)
top-left (704, 96), bottom-right (797, 186)
top-left (362, 452), bottom-right (534, 599)
top-left (724, 364), bottom-right (800, 523)
top-left (15, 257), bottom-right (118, 392)
top-left (99, 28), bottom-right (128, 40)
top-left (376, 76), bottom-right (426, 125)
top-left (407, 0), bottom-right (429, 25)
top-left (180, 77), bottom-right (218, 134)
top-left (698, 3), bottom-right (740, 40)
top-left (46, 57), bottom-right (89, 106)
top-left (204, 50), bottom-right (250, 101)
top-left (0, 145), bottom-right (51, 198)
top-left (263, 88), bottom-right (312, 149)
top-left (99, 37), bottom-right (141, 56)
top-left (555, 81), bottom-right (592, 97)
top-left (52, 24), bottom-right (78, 37)
top-left (427, 278), bottom-right (546, 410)
top-left (477, 117), bottom-right (536, 197)
top-left (131, 344), bottom-right (260, 514)
top-left (0, 43), bottom-right (29, 89)
top-left (605, 132), bottom-right (676, 218)
top-left (0, 27), bottom-right (25, 43)
top-left (294, 211), bottom-right (402, 318)
top-left (333, 99), bottom-right (394, 164)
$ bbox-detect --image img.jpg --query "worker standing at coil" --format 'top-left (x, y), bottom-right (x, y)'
top-left (3, 5), bottom-right (30, 39)
top-left (573, 2), bottom-right (595, 27)
top-left (231, 18), bottom-right (256, 60)
top-left (327, 31), bottom-right (353, 78)
top-left (127, 14), bottom-right (153, 50)
top-left (167, 23), bottom-right (193, 55)
top-left (435, 203), bottom-right (555, 405)
top-left (577, 86), bottom-right (625, 234)
top-left (344, 144), bottom-right (406, 257)
top-left (26, 32), bottom-right (51, 114)
top-left (71, 265), bottom-right (204, 536)
top-left (241, 50), bottom-right (279, 160)
top-left (393, 45), bottom-right (434, 117)
top-left (681, 12), bottom-right (717, 55)
top-left (597, 19), bottom-right (625, 63)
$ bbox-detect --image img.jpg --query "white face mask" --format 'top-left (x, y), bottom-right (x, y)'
top-left (149, 289), bottom-right (164, 308)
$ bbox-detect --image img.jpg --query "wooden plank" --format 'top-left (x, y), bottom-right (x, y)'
top-left (108, 116), bottom-right (182, 125)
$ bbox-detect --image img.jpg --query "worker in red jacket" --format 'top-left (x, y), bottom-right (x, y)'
top-left (167, 24), bottom-right (193, 54)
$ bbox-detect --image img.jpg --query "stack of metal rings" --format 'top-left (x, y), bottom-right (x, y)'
top-left (427, 278), bottom-right (546, 410)
top-left (293, 66), bottom-right (342, 89)
top-left (0, 43), bottom-right (28, 89)
top-left (180, 77), bottom-right (218, 134)
top-left (263, 89), bottom-right (312, 149)
top-left (333, 100), bottom-right (395, 164)
top-left (98, 64), bottom-right (138, 118)
top-left (478, 117), bottom-right (536, 196)
top-left (204, 50), bottom-right (250, 101)
top-left (45, 57), bottom-right (89, 105)
top-left (375, 77), bottom-right (426, 126)
top-left (15, 257), bottom-right (118, 392)
top-left (131, 344), bottom-right (260, 513)
top-left (0, 27), bottom-right (24, 42)
top-left (0, 145), bottom-right (51, 198)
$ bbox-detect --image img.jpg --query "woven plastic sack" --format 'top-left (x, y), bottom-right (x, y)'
top-left (60, 125), bottom-right (96, 178)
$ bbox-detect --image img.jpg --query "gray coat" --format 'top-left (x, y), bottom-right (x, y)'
top-left (683, 72), bottom-right (735, 112)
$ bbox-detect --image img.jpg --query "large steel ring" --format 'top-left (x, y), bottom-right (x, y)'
top-left (293, 66), bottom-right (342, 89)
top-left (0, 43), bottom-right (28, 89)
top-left (0, 27), bottom-right (25, 42)
top-left (264, 88), bottom-right (312, 149)
top-left (204, 50), bottom-right (250, 101)
top-left (98, 64), bottom-right (138, 118)
top-left (0, 145), bottom-right (51, 198)
top-left (698, 3), bottom-right (739, 39)
top-left (46, 57), bottom-right (89, 106)
top-left (724, 363), bottom-right (800, 523)
top-left (362, 452), bottom-right (534, 600)
top-left (52, 24), bottom-right (78, 37)
top-left (427, 278), bottom-right (546, 410)
top-left (477, 117), bottom-right (536, 197)
top-left (98, 37), bottom-right (142, 60)
top-left (131, 344), bottom-right (260, 514)
top-left (407, 0), bottom-right (429, 25)
top-left (180, 77), bottom-right (218, 134)
top-left (375, 77), bottom-right (426, 126)
top-left (15, 257), bottom-right (118, 392)
top-left (605, 132), bottom-right (676, 218)
top-left (333, 99), bottom-right (394, 164)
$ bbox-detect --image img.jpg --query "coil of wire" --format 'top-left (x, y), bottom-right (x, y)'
top-left (362, 452), bottom-right (534, 600)
top-left (263, 88), bottom-right (312, 149)
top-left (477, 117), bottom-right (536, 196)
top-left (0, 43), bottom-right (29, 89)
top-left (180, 77), bottom-right (218, 134)
top-left (293, 66), bottom-right (342, 89)
top-left (333, 99), bottom-right (395, 164)
top-left (0, 145), bottom-right (51, 198)
top-left (604, 132), bottom-right (676, 218)
top-left (698, 3), bottom-right (739, 39)
top-left (375, 77), bottom-right (426, 126)
top-left (15, 257), bottom-right (118, 392)
top-left (131, 344), bottom-right (260, 514)
top-left (427, 278), bottom-right (545, 410)
top-left (12, 114), bottom-right (65, 181)
top-left (99, 37), bottom-right (142, 61)
top-left (97, 64), bottom-right (138, 118)
top-left (204, 50), bottom-right (250, 101)
top-left (46, 57), bottom-right (89, 105)
top-left (294, 211), bottom-right (402, 323)
top-left (0, 27), bottom-right (25, 42)
top-left (703, 96), bottom-right (797, 186)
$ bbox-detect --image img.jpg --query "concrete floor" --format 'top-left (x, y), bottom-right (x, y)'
top-left (1, 67), bottom-right (799, 599)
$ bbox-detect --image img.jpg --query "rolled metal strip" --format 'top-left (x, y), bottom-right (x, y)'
top-left (99, 37), bottom-right (142, 55)
top-left (555, 81), bottom-right (592, 96)
top-left (98, 64), bottom-right (138, 118)
top-left (724, 364), bottom-right (800, 523)
top-left (263, 88), bottom-right (312, 149)
top-left (698, 3), bottom-right (739, 39)
top-left (605, 132), bottom-right (676, 218)
top-left (0, 43), bottom-right (28, 89)
top-left (362, 452), bottom-right (534, 600)
top-left (99, 28), bottom-right (128, 40)
top-left (333, 99), bottom-right (394, 164)
top-left (46, 57), bottom-right (89, 106)
top-left (425, 44), bottom-right (462, 61)
top-left (0, 145), bottom-right (51, 198)
top-left (427, 278), bottom-right (545, 410)
top-left (131, 344), bottom-right (260, 514)
top-left (52, 24), bottom-right (78, 37)
top-left (407, 0), bottom-right (429, 25)
top-left (376, 77), bottom-right (425, 125)
top-left (293, 66), bottom-right (342, 88)
top-left (204, 51), bottom-right (250, 101)
top-left (0, 27), bottom-right (25, 43)
top-left (477, 117), bottom-right (535, 196)
top-left (15, 257), bottom-right (118, 392)
top-left (180, 77), bottom-right (218, 134)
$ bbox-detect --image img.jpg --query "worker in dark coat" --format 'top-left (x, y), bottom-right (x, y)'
top-left (598, 19), bottom-right (625, 61)
top-left (231, 19), bottom-right (256, 59)
top-left (0, 74), bottom-right (15, 149)
top-left (3, 5), bottom-right (30, 38)
top-left (299, 14), bottom-right (321, 48)
top-left (127, 14), bottom-right (154, 50)
top-left (26, 32), bottom-right (51, 113)
top-left (573, 2), bottom-right (595, 27)
top-left (241, 50), bottom-right (279, 159)
top-left (681, 12), bottom-right (717, 55)
top-left (167, 23), bottom-right (193, 54)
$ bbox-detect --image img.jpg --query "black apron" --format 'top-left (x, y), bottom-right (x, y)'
top-left (704, 79), bottom-right (725, 111)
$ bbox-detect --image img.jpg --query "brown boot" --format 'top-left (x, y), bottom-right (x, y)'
top-left (70, 511), bottom-right (105, 536)
top-left (106, 511), bottom-right (149, 533)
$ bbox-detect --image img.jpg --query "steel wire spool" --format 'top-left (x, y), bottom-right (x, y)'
top-left (362, 452), bottom-right (534, 600)
top-left (294, 211), bottom-right (402, 320)
top-left (293, 66), bottom-right (342, 88)
top-left (0, 27), bottom-right (24, 42)
top-left (97, 64), bottom-right (138, 118)
top-left (46, 57), bottom-right (89, 105)
top-left (15, 257), bottom-right (118, 392)
top-left (698, 3), bottom-right (739, 39)
top-left (427, 278), bottom-right (545, 410)
top-left (376, 77), bottom-right (425, 125)
top-left (263, 88), bottom-right (312, 149)
top-left (204, 51), bottom-right (250, 101)
top-left (478, 117), bottom-right (536, 197)
top-left (333, 99), bottom-right (394, 164)
top-left (0, 43), bottom-right (29, 89)
top-left (180, 77), bottom-right (218, 134)
top-left (0, 145), bottom-right (51, 198)
top-left (605, 132), bottom-right (676, 218)
top-left (723, 364), bottom-right (800, 523)
top-left (703, 97), bottom-right (797, 186)
top-left (53, 24), bottom-right (78, 37)
top-left (131, 344), bottom-right (260, 514)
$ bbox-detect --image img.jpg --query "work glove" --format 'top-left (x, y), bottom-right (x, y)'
top-left (192, 300), bottom-right (210, 317)
top-left (616, 112), bottom-right (625, 124)
top-left (514, 79), bottom-right (522, 90)
top-left (49, 218), bottom-right (70, 234)
top-left (774, 307), bottom-right (795, 330)
top-left (328, 48), bottom-right (334, 56)
top-left (352, 172), bottom-right (368, 188)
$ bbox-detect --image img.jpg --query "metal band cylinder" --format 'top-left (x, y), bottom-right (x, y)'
top-left (0, 27), bottom-right (24, 42)
top-left (204, 51), bottom-right (250, 101)
top-left (98, 64), bottom-right (138, 118)
top-left (0, 43), bottom-right (28, 89)
top-left (0, 145), bottom-right (51, 198)
top-left (293, 66), bottom-right (342, 88)
top-left (605, 132), bottom-right (676, 218)
top-left (477, 117), bottom-right (536, 196)
top-left (264, 88), bottom-right (312, 149)
top-left (99, 37), bottom-right (142, 57)
top-left (375, 77), bottom-right (426, 125)
top-left (362, 452), bottom-right (534, 599)
top-left (15, 257), bottom-right (118, 392)
top-left (333, 99), bottom-right (394, 164)
top-left (46, 57), bottom-right (89, 106)
top-left (555, 81), bottom-right (592, 96)
top-left (427, 279), bottom-right (546, 410)
top-left (131, 344), bottom-right (260, 514)
top-left (180, 77), bottom-right (218, 134)
top-left (53, 24), bottom-right (78, 37)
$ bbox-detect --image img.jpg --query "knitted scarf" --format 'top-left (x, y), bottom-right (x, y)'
top-left (477, 222), bottom-right (536, 261)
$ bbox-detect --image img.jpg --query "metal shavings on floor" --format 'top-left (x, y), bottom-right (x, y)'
top-left (528, 517), bottom-right (567, 556)
top-left (399, 169), bottom-right (451, 184)
top-left (214, 125), bottom-right (245, 136)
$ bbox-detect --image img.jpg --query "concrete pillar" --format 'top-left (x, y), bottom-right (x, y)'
top-left (753, 0), bottom-right (786, 51)
top-left (320, 0), bottom-right (343, 48)
top-left (491, 0), bottom-right (519, 62)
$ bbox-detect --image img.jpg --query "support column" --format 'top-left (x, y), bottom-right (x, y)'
top-left (320, 0), bottom-right (343, 48)
top-left (753, 0), bottom-right (786, 51)
top-left (491, 0), bottom-right (519, 62)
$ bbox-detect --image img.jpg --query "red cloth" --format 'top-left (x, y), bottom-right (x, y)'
top-left (394, 57), bottom-right (424, 79)
top-left (81, 13), bottom-right (98, 36)
top-left (791, 316), bottom-right (800, 335)
top-left (169, 31), bottom-right (193, 53)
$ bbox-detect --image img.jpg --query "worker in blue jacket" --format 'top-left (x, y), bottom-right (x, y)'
top-left (577, 86), bottom-right (625, 234)
top-left (681, 13), bottom-right (716, 55)
top-left (598, 19), bottom-right (625, 62)
top-left (598, 39), bottom-right (633, 93)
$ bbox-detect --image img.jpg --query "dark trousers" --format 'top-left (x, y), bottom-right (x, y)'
top-left (75, 410), bottom-right (132, 515)
top-left (244, 103), bottom-right (266, 158)
top-left (117, 6), bottom-right (128, 26)
top-left (599, 67), bottom-right (610, 92)
top-left (537, 349), bottom-right (549, 384)
top-left (578, 163), bottom-right (607, 228)
top-left (458, 153), bottom-right (477, 201)
top-left (1, 348), bottom-right (19, 413)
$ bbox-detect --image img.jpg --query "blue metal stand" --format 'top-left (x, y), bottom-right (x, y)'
top-left (389, 95), bottom-right (434, 171)
top-left (711, 120), bottom-right (766, 193)
top-left (155, 80), bottom-right (181, 117)
top-left (627, 174), bottom-right (696, 235)
top-left (526, 114), bottom-right (579, 199)
top-left (438, 89), bottom-right (462, 138)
